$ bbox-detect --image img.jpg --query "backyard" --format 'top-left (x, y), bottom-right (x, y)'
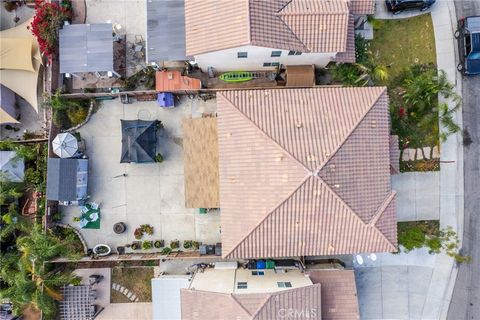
top-left (110, 267), bottom-right (154, 303)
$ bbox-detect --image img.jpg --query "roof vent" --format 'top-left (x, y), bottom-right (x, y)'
top-left (230, 176), bottom-right (236, 183)
top-left (328, 244), bottom-right (335, 252)
top-left (371, 120), bottom-right (377, 128)
top-left (334, 184), bottom-right (340, 188)
top-left (330, 164), bottom-right (336, 172)
top-left (325, 153), bottom-right (330, 158)
top-left (307, 154), bottom-right (316, 162)
top-left (226, 132), bottom-right (232, 138)
top-left (276, 155), bottom-right (284, 162)
top-left (296, 122), bottom-right (303, 128)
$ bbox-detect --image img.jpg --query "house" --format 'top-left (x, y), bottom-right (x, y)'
top-left (183, 87), bottom-right (398, 258)
top-left (46, 158), bottom-right (88, 205)
top-left (0, 151), bottom-right (24, 182)
top-left (181, 0), bottom-right (374, 72)
top-left (151, 261), bottom-right (360, 320)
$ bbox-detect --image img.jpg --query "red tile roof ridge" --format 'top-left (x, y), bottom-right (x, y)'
top-left (232, 292), bottom-right (271, 317)
top-left (313, 86), bottom-right (387, 173)
top-left (217, 91), bottom-right (311, 173)
top-left (369, 191), bottom-right (397, 227)
top-left (313, 175), bottom-right (396, 252)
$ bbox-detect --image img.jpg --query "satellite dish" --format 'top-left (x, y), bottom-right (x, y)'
top-left (355, 255), bottom-right (364, 265)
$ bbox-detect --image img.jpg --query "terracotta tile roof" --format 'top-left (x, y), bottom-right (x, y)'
top-left (185, 0), bottom-right (353, 55)
top-left (217, 87), bottom-right (397, 258)
top-left (333, 15), bottom-right (356, 63)
top-left (183, 118), bottom-right (220, 208)
top-left (348, 0), bottom-right (375, 14)
top-left (389, 135), bottom-right (400, 174)
top-left (181, 284), bottom-right (322, 320)
top-left (307, 270), bottom-right (360, 320)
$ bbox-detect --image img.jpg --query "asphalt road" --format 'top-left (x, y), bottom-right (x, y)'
top-left (448, 1), bottom-right (480, 319)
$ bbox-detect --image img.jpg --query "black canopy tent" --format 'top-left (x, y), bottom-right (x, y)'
top-left (120, 119), bottom-right (158, 163)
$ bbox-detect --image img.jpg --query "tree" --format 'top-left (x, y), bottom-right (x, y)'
top-left (0, 224), bottom-right (79, 318)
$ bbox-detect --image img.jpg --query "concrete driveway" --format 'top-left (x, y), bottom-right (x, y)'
top-left (61, 96), bottom-right (220, 252)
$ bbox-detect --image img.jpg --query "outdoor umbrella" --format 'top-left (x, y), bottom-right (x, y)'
top-left (52, 133), bottom-right (78, 158)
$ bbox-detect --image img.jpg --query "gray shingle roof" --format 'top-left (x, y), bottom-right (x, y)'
top-left (121, 120), bottom-right (158, 163)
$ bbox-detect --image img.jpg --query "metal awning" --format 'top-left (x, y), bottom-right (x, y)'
top-left (146, 0), bottom-right (187, 62)
top-left (59, 23), bottom-right (114, 74)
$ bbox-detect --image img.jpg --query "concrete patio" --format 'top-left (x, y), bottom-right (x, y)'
top-left (61, 96), bottom-right (219, 252)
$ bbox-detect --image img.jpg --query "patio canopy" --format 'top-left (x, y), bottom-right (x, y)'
top-left (0, 85), bottom-right (19, 125)
top-left (0, 19), bottom-right (42, 112)
top-left (120, 119), bottom-right (158, 163)
top-left (59, 23), bottom-right (114, 74)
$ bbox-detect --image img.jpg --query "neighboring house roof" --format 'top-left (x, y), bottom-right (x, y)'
top-left (155, 71), bottom-right (202, 92)
top-left (146, 0), bottom-right (188, 62)
top-left (59, 23), bottom-right (114, 74)
top-left (185, 0), bottom-right (354, 56)
top-left (183, 117), bottom-right (220, 208)
top-left (349, 0), bottom-right (375, 14)
top-left (389, 135), bottom-right (400, 174)
top-left (181, 284), bottom-right (322, 320)
top-left (307, 269), bottom-right (360, 320)
top-left (46, 158), bottom-right (88, 201)
top-left (120, 120), bottom-right (158, 163)
top-left (217, 87), bottom-right (397, 258)
top-left (0, 151), bottom-right (24, 182)
top-left (333, 14), bottom-right (356, 63)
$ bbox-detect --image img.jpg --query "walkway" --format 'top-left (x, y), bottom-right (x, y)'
top-left (392, 172), bottom-right (440, 221)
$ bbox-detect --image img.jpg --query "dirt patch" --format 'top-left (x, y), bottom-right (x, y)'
top-left (110, 267), bottom-right (154, 303)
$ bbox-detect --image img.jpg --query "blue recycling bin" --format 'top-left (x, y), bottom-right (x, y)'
top-left (157, 92), bottom-right (174, 108)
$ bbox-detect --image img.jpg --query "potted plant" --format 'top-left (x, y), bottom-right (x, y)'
top-left (114, 222), bottom-right (127, 234)
top-left (154, 240), bottom-right (164, 249)
top-left (170, 240), bottom-right (180, 249)
top-left (134, 227), bottom-right (143, 240)
top-left (131, 241), bottom-right (141, 250)
top-left (155, 153), bottom-right (164, 163)
top-left (93, 244), bottom-right (111, 257)
top-left (142, 241), bottom-right (153, 250)
top-left (141, 224), bottom-right (154, 235)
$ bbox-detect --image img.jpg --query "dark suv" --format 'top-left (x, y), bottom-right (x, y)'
top-left (385, 0), bottom-right (435, 14)
top-left (456, 16), bottom-right (480, 75)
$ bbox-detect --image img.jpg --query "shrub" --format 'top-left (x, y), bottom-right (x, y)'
top-left (155, 154), bottom-right (164, 163)
top-left (160, 247), bottom-right (172, 255)
top-left (154, 240), bottom-right (164, 248)
top-left (30, 0), bottom-right (72, 58)
top-left (183, 240), bottom-right (199, 250)
top-left (131, 242), bottom-right (141, 250)
top-left (44, 91), bottom-right (91, 129)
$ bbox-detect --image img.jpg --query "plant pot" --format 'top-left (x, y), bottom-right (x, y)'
top-left (93, 244), bottom-right (111, 257)
top-left (170, 240), bottom-right (180, 249)
top-left (131, 241), bottom-right (141, 250)
top-left (117, 246), bottom-right (125, 255)
top-left (113, 222), bottom-right (127, 234)
top-left (154, 240), bottom-right (164, 249)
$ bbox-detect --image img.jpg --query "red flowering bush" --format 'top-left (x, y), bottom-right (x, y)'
top-left (30, 0), bottom-right (71, 58)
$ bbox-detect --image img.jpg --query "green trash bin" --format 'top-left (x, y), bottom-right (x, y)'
top-left (199, 208), bottom-right (207, 214)
top-left (266, 260), bottom-right (275, 269)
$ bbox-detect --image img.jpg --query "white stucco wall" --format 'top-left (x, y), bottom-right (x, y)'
top-left (194, 45), bottom-right (336, 72)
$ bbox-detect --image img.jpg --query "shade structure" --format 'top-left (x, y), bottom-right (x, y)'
top-left (59, 23), bottom-right (114, 74)
top-left (52, 133), bottom-right (78, 158)
top-left (0, 19), bottom-right (42, 112)
top-left (120, 119), bottom-right (158, 163)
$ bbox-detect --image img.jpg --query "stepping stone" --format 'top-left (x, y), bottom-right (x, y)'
top-left (122, 288), bottom-right (129, 295)
top-left (401, 149), bottom-right (411, 161)
top-left (130, 294), bottom-right (137, 301)
top-left (127, 291), bottom-right (133, 299)
top-left (423, 147), bottom-right (432, 159)
top-left (407, 148), bottom-right (416, 161)
top-left (112, 283), bottom-right (119, 290)
top-left (432, 146), bottom-right (440, 159)
top-left (416, 148), bottom-right (424, 160)
top-left (119, 286), bottom-right (125, 293)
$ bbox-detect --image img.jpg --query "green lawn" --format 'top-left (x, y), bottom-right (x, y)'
top-left (369, 14), bottom-right (436, 82)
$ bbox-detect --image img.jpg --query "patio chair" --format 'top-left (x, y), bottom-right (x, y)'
top-left (90, 202), bottom-right (100, 210)
top-left (80, 206), bottom-right (89, 214)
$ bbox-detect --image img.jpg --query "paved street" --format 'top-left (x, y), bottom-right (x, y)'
top-left (448, 1), bottom-right (480, 319)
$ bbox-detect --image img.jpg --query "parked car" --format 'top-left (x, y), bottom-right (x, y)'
top-left (385, 0), bottom-right (435, 14)
top-left (455, 16), bottom-right (480, 75)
